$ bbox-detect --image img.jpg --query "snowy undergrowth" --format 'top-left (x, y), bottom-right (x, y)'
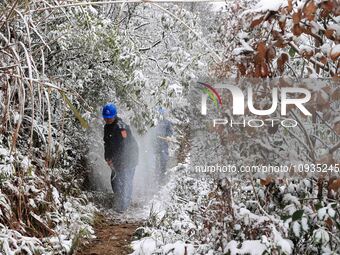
top-left (0, 1), bottom-right (216, 253)
top-left (0, 145), bottom-right (97, 254)
top-left (131, 162), bottom-right (340, 255)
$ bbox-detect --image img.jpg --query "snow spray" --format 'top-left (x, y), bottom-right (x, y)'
top-left (86, 116), bottom-right (163, 207)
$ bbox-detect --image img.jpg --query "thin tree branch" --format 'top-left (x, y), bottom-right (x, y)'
top-left (329, 141), bottom-right (340, 154)
top-left (289, 41), bottom-right (335, 76)
top-left (29, 0), bottom-right (226, 13)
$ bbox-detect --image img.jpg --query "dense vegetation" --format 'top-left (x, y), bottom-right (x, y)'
top-left (0, 0), bottom-right (339, 254)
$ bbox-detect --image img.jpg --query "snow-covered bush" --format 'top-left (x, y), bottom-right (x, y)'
top-left (0, 1), bottom-right (100, 253)
top-left (0, 0), bottom-right (217, 253)
top-left (133, 162), bottom-right (339, 254)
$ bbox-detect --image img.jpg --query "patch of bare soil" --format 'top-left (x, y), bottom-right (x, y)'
top-left (75, 213), bottom-right (140, 255)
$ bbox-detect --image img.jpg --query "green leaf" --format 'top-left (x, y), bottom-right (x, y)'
top-left (315, 202), bottom-right (323, 211)
top-left (289, 47), bottom-right (296, 57)
top-left (160, 79), bottom-right (167, 88)
top-left (336, 221), bottom-right (340, 230)
top-left (60, 91), bottom-right (89, 129)
top-left (292, 210), bottom-right (304, 221)
top-left (281, 214), bottom-right (291, 221)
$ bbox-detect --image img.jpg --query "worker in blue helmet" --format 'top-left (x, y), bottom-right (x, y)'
top-left (155, 107), bottom-right (173, 183)
top-left (102, 103), bottom-right (139, 212)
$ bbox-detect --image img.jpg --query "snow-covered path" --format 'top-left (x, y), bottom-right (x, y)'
top-left (75, 191), bottom-right (151, 255)
top-left (75, 211), bottom-right (141, 255)
top-left (78, 119), bottom-right (177, 254)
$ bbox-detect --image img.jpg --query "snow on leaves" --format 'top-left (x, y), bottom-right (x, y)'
top-left (229, 0), bottom-right (339, 78)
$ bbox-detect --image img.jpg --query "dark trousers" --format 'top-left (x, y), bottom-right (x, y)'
top-left (111, 165), bottom-right (136, 211)
top-left (155, 147), bottom-right (169, 183)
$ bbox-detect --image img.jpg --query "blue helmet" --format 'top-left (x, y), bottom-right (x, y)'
top-left (158, 107), bottom-right (166, 115)
top-left (102, 103), bottom-right (117, 118)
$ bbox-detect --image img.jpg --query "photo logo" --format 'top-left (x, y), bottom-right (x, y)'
top-left (200, 83), bottom-right (312, 117)
top-left (198, 82), bottom-right (222, 114)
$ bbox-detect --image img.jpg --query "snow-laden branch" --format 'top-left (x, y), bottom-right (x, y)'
top-left (289, 41), bottom-right (335, 77)
top-left (151, 2), bottom-right (222, 62)
top-left (29, 0), bottom-right (226, 13)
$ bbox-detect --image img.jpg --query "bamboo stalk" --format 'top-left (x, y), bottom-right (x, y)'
top-left (44, 88), bottom-right (52, 168)
top-left (19, 41), bottom-right (35, 157)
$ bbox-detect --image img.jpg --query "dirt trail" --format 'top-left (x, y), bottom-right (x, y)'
top-left (74, 193), bottom-right (144, 255)
top-left (76, 213), bottom-right (140, 255)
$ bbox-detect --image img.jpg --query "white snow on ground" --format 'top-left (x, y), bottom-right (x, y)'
top-left (225, 240), bottom-right (267, 255)
top-left (131, 238), bottom-right (158, 255)
top-left (272, 226), bottom-right (294, 254)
